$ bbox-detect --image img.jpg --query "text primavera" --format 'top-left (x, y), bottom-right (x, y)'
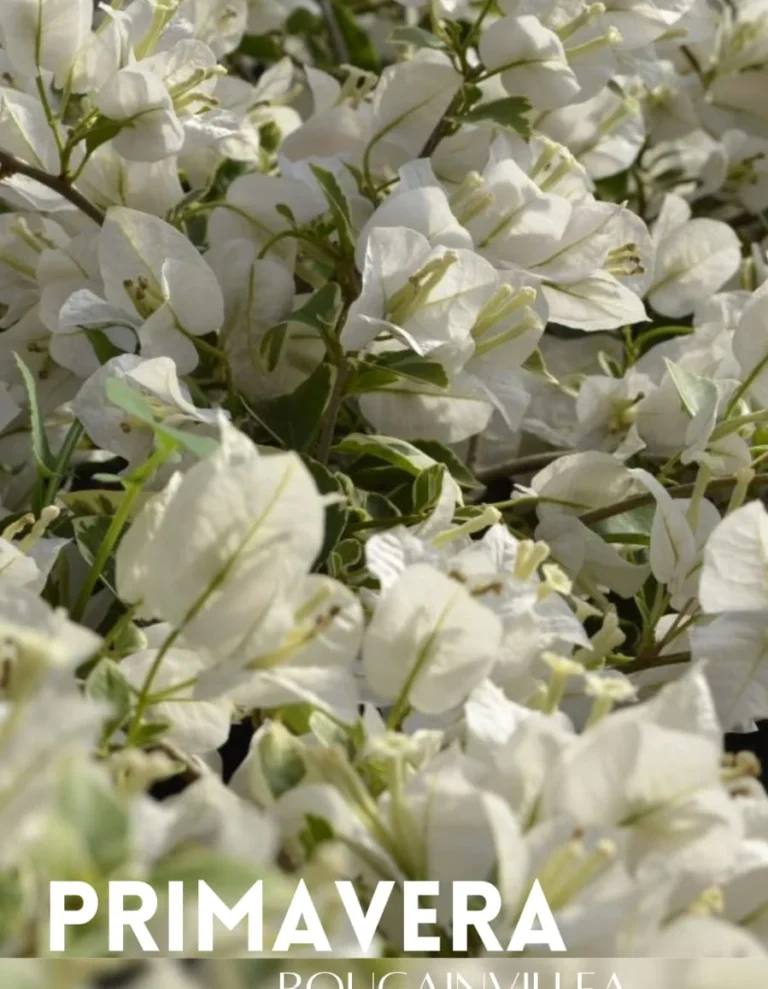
top-left (49, 880), bottom-right (564, 953)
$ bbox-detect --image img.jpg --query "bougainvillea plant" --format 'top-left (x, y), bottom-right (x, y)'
top-left (2, 0), bottom-right (768, 963)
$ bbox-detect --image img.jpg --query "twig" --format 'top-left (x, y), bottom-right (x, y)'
top-left (477, 449), bottom-right (571, 484)
top-left (578, 472), bottom-right (768, 527)
top-left (0, 148), bottom-right (105, 225)
top-left (315, 361), bottom-right (349, 465)
top-left (620, 650), bottom-right (691, 676)
top-left (319, 0), bottom-right (350, 65)
top-left (154, 739), bottom-right (203, 780)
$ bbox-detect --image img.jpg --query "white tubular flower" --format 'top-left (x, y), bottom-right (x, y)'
top-left (341, 227), bottom-right (498, 358)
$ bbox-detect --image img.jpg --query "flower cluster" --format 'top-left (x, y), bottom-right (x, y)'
top-left (2, 0), bottom-right (768, 967)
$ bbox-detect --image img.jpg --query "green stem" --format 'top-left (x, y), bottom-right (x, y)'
top-left (35, 76), bottom-right (64, 156)
top-left (41, 420), bottom-right (84, 508)
top-left (125, 626), bottom-right (183, 745)
top-left (71, 446), bottom-right (168, 622)
top-left (724, 352), bottom-right (768, 417)
top-left (315, 361), bottom-right (349, 465)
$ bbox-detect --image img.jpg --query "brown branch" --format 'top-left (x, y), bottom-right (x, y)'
top-left (477, 449), bottom-right (572, 484)
top-left (0, 148), bottom-right (105, 225)
top-left (579, 472), bottom-right (768, 527)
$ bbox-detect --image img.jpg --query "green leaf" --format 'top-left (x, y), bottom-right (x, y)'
top-left (347, 352), bottom-right (449, 393)
top-left (84, 328), bottom-right (126, 365)
top-left (328, 537), bottom-right (364, 580)
top-left (156, 423), bottom-right (217, 458)
top-left (104, 379), bottom-right (216, 458)
top-left (86, 659), bottom-right (132, 730)
top-left (56, 761), bottom-right (131, 875)
top-left (309, 165), bottom-right (356, 257)
top-left (388, 26), bottom-right (443, 50)
top-left (331, 0), bottom-right (379, 71)
top-left (129, 720), bottom-right (170, 747)
top-left (12, 353), bottom-right (54, 474)
top-left (459, 96), bottom-right (532, 137)
top-left (259, 725), bottom-right (307, 799)
top-left (259, 321), bottom-right (289, 372)
top-left (237, 33), bottom-right (285, 61)
top-left (412, 439), bottom-right (479, 488)
top-left (334, 433), bottom-right (441, 477)
top-left (84, 117), bottom-right (124, 155)
top-left (635, 324), bottom-right (693, 357)
top-left (290, 282), bottom-right (343, 334)
top-left (72, 516), bottom-right (117, 594)
top-left (412, 463), bottom-right (447, 515)
top-left (663, 358), bottom-right (719, 419)
top-left (594, 503), bottom-right (656, 540)
top-left (302, 458), bottom-right (350, 566)
top-left (252, 363), bottom-right (337, 452)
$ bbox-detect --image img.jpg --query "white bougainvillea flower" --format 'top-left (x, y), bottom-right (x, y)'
top-left (0, 690), bottom-right (105, 867)
top-left (690, 613), bottom-right (768, 732)
top-left (380, 759), bottom-right (529, 929)
top-left (197, 575), bottom-right (363, 724)
top-left (531, 451), bottom-right (647, 521)
top-left (358, 366), bottom-right (497, 444)
top-left (543, 687), bottom-right (742, 880)
top-left (0, 87), bottom-right (62, 210)
top-left (479, 16), bottom-right (581, 111)
top-left (359, 50), bottom-right (463, 174)
top-left (72, 354), bottom-right (220, 468)
top-left (732, 279), bottom-right (768, 407)
top-left (1, 0), bottom-right (92, 85)
top-left (76, 146), bottom-right (186, 218)
top-left (0, 584), bottom-right (100, 698)
top-left (699, 502), bottom-right (768, 615)
top-left (602, 0), bottom-right (699, 49)
top-left (95, 40), bottom-right (228, 163)
top-left (208, 173), bottom-right (325, 269)
top-left (354, 173), bottom-right (473, 271)
top-left (181, 0), bottom-right (249, 58)
top-left (451, 153), bottom-right (573, 270)
top-left (0, 508), bottom-right (68, 596)
top-left (116, 421), bottom-right (325, 659)
top-left (538, 86), bottom-right (646, 180)
top-left (646, 194), bottom-right (742, 318)
top-left (96, 207), bottom-right (225, 372)
top-left (120, 624), bottom-right (233, 757)
top-left (95, 66), bottom-right (185, 162)
top-left (537, 513), bottom-right (650, 599)
top-left (527, 200), bottom-right (652, 331)
top-left (342, 227), bottom-right (498, 357)
top-left (363, 563), bottom-right (503, 715)
top-left (204, 239), bottom-right (298, 401)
